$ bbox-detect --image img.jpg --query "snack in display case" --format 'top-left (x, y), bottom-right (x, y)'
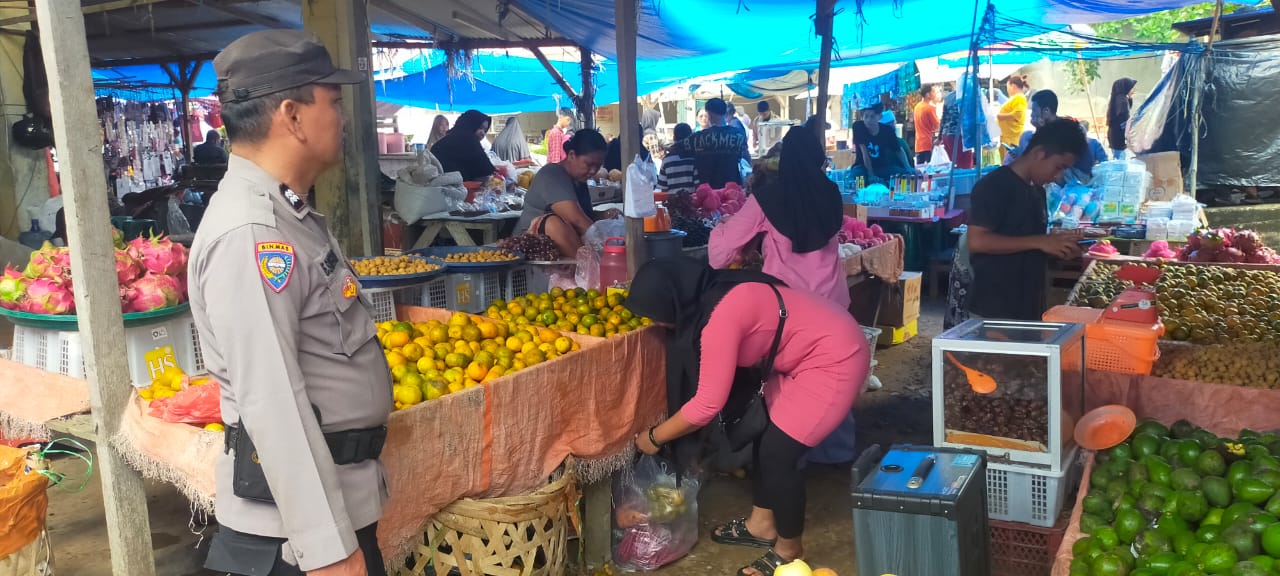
top-left (932, 319), bottom-right (1085, 473)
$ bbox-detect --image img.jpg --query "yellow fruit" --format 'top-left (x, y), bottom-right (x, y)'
top-left (538, 328), bottom-right (559, 344)
top-left (412, 337), bottom-right (433, 350)
top-left (521, 341), bottom-right (538, 355)
top-left (394, 385), bottom-right (423, 406)
top-left (512, 359), bottom-right (527, 371)
top-left (447, 382), bottom-right (465, 394)
top-left (424, 386), bottom-right (442, 400)
top-left (474, 351), bottom-right (495, 368)
top-left (390, 364), bottom-right (410, 382)
top-left (571, 341), bottom-right (581, 351)
top-left (481, 340), bottom-right (500, 354)
top-left (386, 331), bottom-right (412, 349)
top-left (811, 569), bottom-right (838, 576)
top-left (590, 324), bottom-right (606, 338)
top-left (204, 422), bottom-right (225, 432)
top-left (401, 372), bottom-right (425, 391)
top-left (515, 330), bottom-right (534, 343)
top-left (465, 379), bottom-right (480, 389)
top-left (465, 361), bottom-right (489, 381)
top-left (461, 324), bottom-right (481, 343)
top-left (444, 353), bottom-right (467, 368)
top-left (401, 343), bottom-right (423, 362)
top-left (506, 336), bottom-right (524, 352)
top-left (447, 325), bottom-right (463, 340)
top-left (392, 321), bottom-right (414, 333)
top-left (478, 321), bottom-right (499, 339)
top-left (522, 349), bottom-right (545, 366)
top-left (555, 337), bottom-right (573, 354)
top-left (433, 343), bottom-right (451, 359)
top-left (139, 387), bottom-right (154, 400)
top-left (449, 312), bottom-right (471, 327)
top-left (483, 366), bottom-right (506, 382)
top-left (426, 325), bottom-right (448, 344)
top-left (385, 351), bottom-right (407, 368)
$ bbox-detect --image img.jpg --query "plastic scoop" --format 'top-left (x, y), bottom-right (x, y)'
top-left (946, 352), bottom-right (998, 394)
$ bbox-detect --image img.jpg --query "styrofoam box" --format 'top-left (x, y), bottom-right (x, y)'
top-left (985, 445), bottom-right (1082, 527)
top-left (11, 311), bottom-right (205, 387)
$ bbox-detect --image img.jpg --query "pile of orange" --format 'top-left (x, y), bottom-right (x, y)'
top-left (485, 288), bottom-right (650, 338)
top-left (377, 311), bottom-right (582, 411)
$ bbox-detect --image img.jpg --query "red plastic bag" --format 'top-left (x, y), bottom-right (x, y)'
top-left (148, 383), bottom-right (220, 425)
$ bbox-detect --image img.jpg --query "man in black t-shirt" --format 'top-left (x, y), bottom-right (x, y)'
top-left (685, 98), bottom-right (749, 188)
top-left (851, 106), bottom-right (911, 182)
top-left (967, 119), bottom-right (1088, 321)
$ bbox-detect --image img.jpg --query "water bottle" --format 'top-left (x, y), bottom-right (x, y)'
top-left (598, 237), bottom-right (629, 292)
top-left (18, 207), bottom-right (50, 248)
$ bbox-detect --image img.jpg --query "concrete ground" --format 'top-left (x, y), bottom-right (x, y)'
top-left (41, 302), bottom-right (945, 576)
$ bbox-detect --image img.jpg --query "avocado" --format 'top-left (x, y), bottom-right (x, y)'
top-left (1199, 523), bottom-right (1224, 543)
top-left (1179, 490), bottom-right (1210, 523)
top-left (1173, 468), bottom-right (1203, 491)
top-left (1237, 479), bottom-right (1277, 506)
top-left (1224, 503), bottom-right (1263, 527)
top-left (1223, 522), bottom-right (1262, 558)
top-left (1148, 456), bottom-right (1175, 487)
top-left (1135, 419), bottom-right (1171, 438)
top-left (1204, 476), bottom-right (1234, 508)
top-left (1133, 433), bottom-right (1164, 459)
top-left (1198, 450), bottom-right (1228, 477)
top-left (1114, 507), bottom-right (1146, 544)
top-left (1171, 419), bottom-right (1198, 440)
top-left (1232, 560), bottom-right (1269, 576)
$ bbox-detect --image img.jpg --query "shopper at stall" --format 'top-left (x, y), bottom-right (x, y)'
top-left (851, 105), bottom-right (912, 182)
top-left (194, 129), bottom-right (228, 164)
top-left (515, 129), bottom-right (622, 257)
top-left (491, 117), bottom-right (531, 163)
top-left (696, 108), bottom-right (711, 132)
top-left (967, 118), bottom-right (1087, 321)
top-left (709, 126), bottom-right (847, 307)
top-left (431, 109), bottom-right (494, 181)
top-left (1006, 90), bottom-right (1095, 181)
top-left (686, 98), bottom-right (749, 188)
top-left (913, 84), bottom-right (941, 165)
top-left (426, 114), bottom-right (449, 149)
top-left (628, 257), bottom-right (869, 576)
top-left (546, 109), bottom-right (573, 164)
top-left (997, 75), bottom-right (1029, 160)
top-left (658, 123), bottom-right (697, 194)
top-left (191, 29), bottom-right (390, 576)
top-left (605, 124), bottom-right (649, 172)
top-left (1108, 77), bottom-right (1137, 160)
top-left (752, 101), bottom-right (773, 155)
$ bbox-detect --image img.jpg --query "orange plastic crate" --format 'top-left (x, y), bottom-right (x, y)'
top-left (1043, 306), bottom-right (1162, 375)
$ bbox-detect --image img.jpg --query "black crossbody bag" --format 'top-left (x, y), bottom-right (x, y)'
top-left (719, 283), bottom-right (788, 451)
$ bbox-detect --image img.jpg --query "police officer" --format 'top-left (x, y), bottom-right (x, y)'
top-left (189, 30), bottom-right (391, 576)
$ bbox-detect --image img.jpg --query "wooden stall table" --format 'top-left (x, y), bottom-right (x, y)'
top-left (409, 211), bottom-right (520, 250)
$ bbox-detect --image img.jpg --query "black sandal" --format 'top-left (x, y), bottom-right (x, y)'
top-left (712, 518), bottom-right (776, 548)
top-left (737, 549), bottom-right (788, 576)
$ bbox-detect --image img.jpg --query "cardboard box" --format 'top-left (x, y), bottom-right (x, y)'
top-left (1137, 151), bottom-right (1183, 202)
top-left (842, 203), bottom-right (869, 223)
top-left (877, 271), bottom-right (922, 327)
top-left (876, 319), bottom-right (918, 347)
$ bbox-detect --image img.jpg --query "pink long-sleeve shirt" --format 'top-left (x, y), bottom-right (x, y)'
top-left (681, 283), bottom-right (869, 446)
top-left (708, 195), bottom-right (850, 309)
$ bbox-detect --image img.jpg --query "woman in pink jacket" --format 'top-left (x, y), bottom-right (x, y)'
top-left (628, 258), bottom-right (869, 576)
top-left (708, 126), bottom-right (849, 308)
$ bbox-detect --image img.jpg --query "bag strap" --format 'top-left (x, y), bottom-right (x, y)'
top-left (758, 284), bottom-right (788, 387)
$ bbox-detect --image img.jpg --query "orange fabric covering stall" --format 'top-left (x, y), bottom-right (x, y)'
top-left (110, 306), bottom-right (667, 563)
top-left (841, 234), bottom-right (906, 283)
top-left (0, 359), bottom-right (90, 440)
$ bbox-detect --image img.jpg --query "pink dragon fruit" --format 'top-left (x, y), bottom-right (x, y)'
top-left (1247, 247), bottom-right (1280, 264)
top-left (24, 278), bottom-right (75, 314)
top-left (1185, 229), bottom-right (1204, 250)
top-left (128, 234), bottom-right (189, 276)
top-left (1217, 227), bottom-right (1236, 248)
top-left (1221, 247), bottom-right (1247, 263)
top-left (22, 241), bottom-right (58, 278)
top-left (114, 249), bottom-right (142, 285)
top-left (1200, 229), bottom-right (1226, 252)
top-left (0, 265), bottom-right (26, 305)
top-left (1233, 229), bottom-right (1263, 255)
top-left (122, 273), bottom-right (180, 312)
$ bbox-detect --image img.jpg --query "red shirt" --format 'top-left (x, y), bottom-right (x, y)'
top-left (546, 127), bottom-right (566, 164)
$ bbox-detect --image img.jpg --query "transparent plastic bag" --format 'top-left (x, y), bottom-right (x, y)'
top-left (624, 154), bottom-right (658, 218)
top-left (611, 455), bottom-right (700, 571)
top-left (165, 196), bottom-right (193, 236)
top-left (574, 245), bottom-right (600, 290)
top-left (583, 217), bottom-right (626, 254)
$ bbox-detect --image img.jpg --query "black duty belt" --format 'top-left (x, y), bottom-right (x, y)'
top-left (223, 423), bottom-right (387, 466)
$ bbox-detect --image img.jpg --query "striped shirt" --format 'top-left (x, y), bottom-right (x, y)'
top-left (658, 151), bottom-right (697, 193)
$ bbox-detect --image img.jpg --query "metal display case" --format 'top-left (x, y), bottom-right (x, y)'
top-left (932, 319), bottom-right (1085, 473)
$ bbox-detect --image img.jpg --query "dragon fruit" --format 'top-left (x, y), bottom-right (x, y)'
top-left (127, 234), bottom-right (188, 276)
top-left (114, 249), bottom-right (142, 285)
top-left (1247, 247), bottom-right (1280, 264)
top-left (1201, 229), bottom-right (1227, 251)
top-left (24, 278), bottom-right (75, 314)
top-left (1221, 247), bottom-right (1247, 263)
top-left (23, 241), bottom-right (59, 279)
top-left (0, 265), bottom-right (26, 306)
top-left (112, 227), bottom-right (126, 250)
top-left (1185, 229), bottom-right (1204, 250)
top-left (1217, 227), bottom-right (1236, 248)
top-left (122, 273), bottom-right (180, 312)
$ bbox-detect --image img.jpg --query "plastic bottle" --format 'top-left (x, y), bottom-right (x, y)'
top-left (599, 237), bottom-right (629, 291)
top-left (18, 207), bottom-right (50, 249)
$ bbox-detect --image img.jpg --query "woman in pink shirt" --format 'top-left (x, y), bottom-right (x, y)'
top-left (709, 126), bottom-right (849, 308)
top-left (629, 258), bottom-right (868, 576)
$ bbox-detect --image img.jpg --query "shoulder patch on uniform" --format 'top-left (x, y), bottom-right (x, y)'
top-left (342, 276), bottom-right (358, 299)
top-left (256, 242), bottom-right (295, 293)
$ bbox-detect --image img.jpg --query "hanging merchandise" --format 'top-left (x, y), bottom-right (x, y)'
top-left (98, 97), bottom-right (182, 199)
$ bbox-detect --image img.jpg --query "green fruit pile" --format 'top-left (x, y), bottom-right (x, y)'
top-left (1069, 418), bottom-right (1280, 576)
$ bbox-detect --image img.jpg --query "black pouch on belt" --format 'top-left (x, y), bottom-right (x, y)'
top-left (227, 424), bottom-right (275, 504)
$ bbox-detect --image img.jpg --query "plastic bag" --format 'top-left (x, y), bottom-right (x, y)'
top-left (165, 196), bottom-right (193, 236)
top-left (624, 154), bottom-right (658, 218)
top-left (148, 383), bottom-right (220, 425)
top-left (929, 143), bottom-right (950, 167)
top-left (574, 245), bottom-right (600, 291)
top-left (583, 217), bottom-right (626, 254)
top-left (611, 455), bottom-right (700, 571)
top-left (0, 445), bottom-right (47, 560)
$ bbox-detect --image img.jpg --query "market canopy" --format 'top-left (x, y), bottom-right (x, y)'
top-left (93, 64), bottom-right (219, 101)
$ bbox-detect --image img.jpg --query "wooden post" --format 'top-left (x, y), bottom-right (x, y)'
top-left (579, 48), bottom-right (596, 131)
top-left (530, 47), bottom-right (579, 106)
top-left (615, 0), bottom-right (645, 277)
top-left (1188, 0), bottom-right (1224, 196)
top-left (34, 2), bottom-right (156, 575)
top-left (303, 0), bottom-right (382, 257)
top-left (814, 0), bottom-right (836, 136)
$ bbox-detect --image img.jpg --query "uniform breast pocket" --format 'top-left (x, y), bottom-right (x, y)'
top-left (328, 273), bottom-right (377, 357)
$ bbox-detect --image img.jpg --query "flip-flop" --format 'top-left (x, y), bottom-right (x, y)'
top-left (711, 518), bottom-right (776, 548)
top-left (737, 549), bottom-right (788, 576)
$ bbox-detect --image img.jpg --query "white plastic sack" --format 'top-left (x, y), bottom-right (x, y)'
top-left (582, 217), bottom-right (626, 254)
top-left (611, 456), bottom-right (700, 571)
top-left (929, 143), bottom-right (951, 167)
top-left (624, 154), bottom-right (658, 218)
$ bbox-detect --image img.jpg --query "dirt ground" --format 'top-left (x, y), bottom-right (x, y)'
top-left (42, 302), bottom-right (946, 576)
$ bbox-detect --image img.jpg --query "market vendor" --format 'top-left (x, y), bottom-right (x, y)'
top-left (629, 257), bottom-right (869, 576)
top-left (514, 128), bottom-right (622, 257)
top-left (966, 118), bottom-right (1087, 321)
top-left (709, 126), bottom-right (848, 308)
top-left (1005, 90), bottom-right (1095, 182)
top-left (430, 109), bottom-right (495, 181)
top-left (850, 105), bottom-right (913, 183)
top-left (190, 30), bottom-right (390, 576)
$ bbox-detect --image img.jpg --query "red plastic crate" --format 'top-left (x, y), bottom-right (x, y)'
top-left (989, 517), bottom-right (1069, 576)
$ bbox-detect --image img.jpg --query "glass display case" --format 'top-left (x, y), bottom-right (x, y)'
top-left (932, 319), bottom-right (1085, 472)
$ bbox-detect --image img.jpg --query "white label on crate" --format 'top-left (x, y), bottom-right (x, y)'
top-left (455, 282), bottom-right (472, 306)
top-left (151, 326), bottom-right (169, 340)
top-left (145, 345), bottom-right (178, 380)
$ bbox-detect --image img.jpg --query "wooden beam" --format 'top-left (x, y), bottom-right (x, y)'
top-left (579, 48), bottom-right (595, 130)
top-left (615, 0), bottom-right (644, 275)
top-left (0, 0), bottom-right (171, 27)
top-left (93, 51), bottom-right (218, 67)
top-left (450, 9), bottom-right (508, 40)
top-left (814, 0), bottom-right (836, 137)
top-left (303, 0), bottom-right (382, 257)
top-left (369, 0), bottom-right (456, 38)
top-left (530, 47), bottom-right (578, 104)
top-left (33, 2), bottom-right (156, 575)
top-left (87, 18), bottom-right (248, 38)
top-left (371, 37), bottom-right (576, 51)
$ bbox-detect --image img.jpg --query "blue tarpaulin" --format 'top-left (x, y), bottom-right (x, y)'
top-left (93, 63), bottom-right (217, 100)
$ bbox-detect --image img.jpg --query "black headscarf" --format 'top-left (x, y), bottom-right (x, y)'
top-left (605, 124), bottom-right (650, 171)
top-left (751, 126), bottom-right (843, 254)
top-left (431, 110), bottom-right (495, 181)
top-left (1107, 78), bottom-right (1137, 151)
top-left (625, 257), bottom-right (781, 470)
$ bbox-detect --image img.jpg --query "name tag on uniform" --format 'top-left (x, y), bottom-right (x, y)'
top-left (322, 249), bottom-right (339, 277)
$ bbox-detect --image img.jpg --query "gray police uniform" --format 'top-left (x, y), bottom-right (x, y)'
top-left (189, 154), bottom-right (393, 573)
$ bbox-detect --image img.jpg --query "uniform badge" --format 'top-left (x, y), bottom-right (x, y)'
top-left (278, 184), bottom-right (306, 211)
top-left (256, 242), bottom-right (295, 293)
top-left (342, 276), bottom-right (358, 299)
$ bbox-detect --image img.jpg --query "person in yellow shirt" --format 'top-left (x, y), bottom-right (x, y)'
top-left (997, 75), bottom-right (1029, 160)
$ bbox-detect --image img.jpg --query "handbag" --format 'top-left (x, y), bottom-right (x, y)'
top-left (720, 283), bottom-right (788, 451)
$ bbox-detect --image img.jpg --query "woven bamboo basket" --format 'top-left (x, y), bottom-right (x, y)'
top-left (397, 458), bottom-right (578, 576)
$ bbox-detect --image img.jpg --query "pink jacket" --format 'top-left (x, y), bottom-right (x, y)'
top-left (708, 196), bottom-right (850, 309)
